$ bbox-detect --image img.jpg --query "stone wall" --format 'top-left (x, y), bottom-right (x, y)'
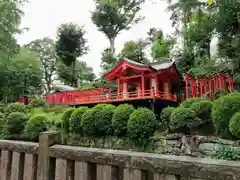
top-left (67, 133), bottom-right (240, 158)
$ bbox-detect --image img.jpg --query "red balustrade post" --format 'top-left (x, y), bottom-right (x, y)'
top-left (117, 78), bottom-right (120, 99)
top-left (141, 73), bottom-right (145, 96)
top-left (185, 74), bottom-right (189, 99)
top-left (199, 78), bottom-right (203, 96)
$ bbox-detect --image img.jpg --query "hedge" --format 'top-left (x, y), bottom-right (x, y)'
top-left (4, 103), bottom-right (25, 115)
top-left (180, 98), bottom-right (202, 108)
top-left (69, 107), bottom-right (88, 135)
top-left (6, 112), bottom-right (28, 135)
top-left (170, 107), bottom-right (200, 133)
top-left (160, 107), bottom-right (175, 126)
top-left (29, 99), bottom-right (46, 108)
top-left (62, 108), bottom-right (75, 133)
top-left (25, 114), bottom-right (48, 141)
top-left (229, 112), bottom-right (240, 139)
top-left (190, 100), bottom-right (213, 122)
top-left (112, 104), bottom-right (135, 136)
top-left (127, 108), bottom-right (157, 142)
top-left (212, 93), bottom-right (240, 137)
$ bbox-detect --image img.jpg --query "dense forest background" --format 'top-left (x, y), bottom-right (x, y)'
top-left (1, 0), bottom-right (240, 102)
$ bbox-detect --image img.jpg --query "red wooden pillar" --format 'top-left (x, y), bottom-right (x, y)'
top-left (150, 76), bottom-right (153, 96)
top-left (185, 74), bottom-right (189, 99)
top-left (199, 78), bottom-right (203, 96)
top-left (191, 78), bottom-right (196, 97)
top-left (208, 77), bottom-right (211, 93)
top-left (228, 74), bottom-right (234, 89)
top-left (117, 78), bottom-right (120, 99)
top-left (204, 78), bottom-right (207, 93)
top-left (156, 75), bottom-right (159, 96)
top-left (141, 73), bottom-right (145, 96)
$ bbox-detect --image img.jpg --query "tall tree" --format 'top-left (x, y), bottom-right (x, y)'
top-left (100, 48), bottom-right (118, 73)
top-left (25, 38), bottom-right (57, 93)
top-left (56, 61), bottom-right (95, 87)
top-left (91, 0), bottom-right (145, 54)
top-left (120, 40), bottom-right (148, 63)
top-left (56, 23), bottom-right (88, 87)
top-left (147, 28), bottom-right (174, 60)
top-left (0, 48), bottom-right (43, 102)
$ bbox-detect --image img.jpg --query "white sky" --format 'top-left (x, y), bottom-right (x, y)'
top-left (16, 0), bottom-right (174, 76)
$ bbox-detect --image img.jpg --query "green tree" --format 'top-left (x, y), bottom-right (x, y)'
top-left (100, 48), bottom-right (118, 73)
top-left (56, 60), bottom-right (95, 87)
top-left (91, 0), bottom-right (145, 54)
top-left (120, 40), bottom-right (148, 63)
top-left (56, 23), bottom-right (88, 87)
top-left (147, 28), bottom-right (174, 60)
top-left (25, 38), bottom-right (57, 93)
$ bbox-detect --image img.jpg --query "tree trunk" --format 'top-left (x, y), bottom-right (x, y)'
top-left (109, 38), bottom-right (115, 55)
top-left (72, 60), bottom-right (77, 88)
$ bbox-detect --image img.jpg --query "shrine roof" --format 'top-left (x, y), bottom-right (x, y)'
top-left (149, 60), bottom-right (174, 71)
top-left (103, 57), bottom-right (177, 80)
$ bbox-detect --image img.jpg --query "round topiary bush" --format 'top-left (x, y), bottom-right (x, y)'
top-left (180, 98), bottom-right (202, 108)
top-left (170, 107), bottom-right (199, 133)
top-left (25, 114), bottom-right (48, 141)
top-left (4, 103), bottom-right (25, 115)
top-left (69, 107), bottom-right (88, 135)
top-left (212, 93), bottom-right (240, 137)
top-left (229, 112), bottom-right (240, 139)
top-left (160, 107), bottom-right (175, 126)
top-left (62, 108), bottom-right (75, 133)
top-left (127, 108), bottom-right (157, 142)
top-left (5, 112), bottom-right (28, 135)
top-left (190, 100), bottom-right (213, 122)
top-left (112, 104), bottom-right (135, 136)
top-left (29, 98), bottom-right (46, 108)
top-left (81, 104), bottom-right (116, 136)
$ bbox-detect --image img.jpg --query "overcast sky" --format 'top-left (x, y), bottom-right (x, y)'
top-left (16, 0), bottom-right (174, 76)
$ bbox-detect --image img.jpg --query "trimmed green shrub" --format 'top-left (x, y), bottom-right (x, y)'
top-left (81, 104), bottom-right (116, 136)
top-left (190, 100), bottom-right (213, 122)
top-left (29, 99), bottom-right (46, 108)
top-left (229, 112), bottom-right (240, 139)
top-left (112, 104), bottom-right (135, 136)
top-left (180, 98), bottom-right (202, 108)
top-left (5, 112), bottom-right (28, 135)
top-left (160, 107), bottom-right (175, 126)
top-left (46, 105), bottom-right (68, 114)
top-left (69, 107), bottom-right (88, 134)
top-left (0, 102), bottom-right (5, 113)
top-left (170, 107), bottom-right (199, 133)
top-left (0, 112), bottom-right (5, 132)
top-left (62, 108), bottom-right (75, 133)
top-left (4, 103), bottom-right (25, 115)
top-left (25, 114), bottom-right (48, 141)
top-left (127, 108), bottom-right (157, 142)
top-left (212, 93), bottom-right (240, 137)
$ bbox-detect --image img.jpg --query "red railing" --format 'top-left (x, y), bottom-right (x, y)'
top-left (73, 89), bottom-right (177, 104)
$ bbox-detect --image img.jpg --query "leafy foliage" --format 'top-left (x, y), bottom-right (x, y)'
top-left (25, 114), bottom-right (48, 141)
top-left (62, 108), bottom-right (75, 133)
top-left (127, 108), bottom-right (157, 142)
top-left (6, 112), bottom-right (28, 136)
top-left (92, 0), bottom-right (145, 53)
top-left (160, 107), bottom-right (175, 126)
top-left (229, 112), bottom-right (240, 139)
top-left (190, 100), bottom-right (213, 122)
top-left (29, 99), bottom-right (46, 108)
top-left (211, 93), bottom-right (240, 137)
top-left (69, 107), bottom-right (88, 135)
top-left (112, 104), bottom-right (135, 136)
top-left (56, 23), bottom-right (88, 87)
top-left (170, 107), bottom-right (200, 133)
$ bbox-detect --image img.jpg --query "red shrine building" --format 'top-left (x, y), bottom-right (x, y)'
top-left (44, 58), bottom-right (182, 108)
top-left (30, 58), bottom-right (234, 111)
